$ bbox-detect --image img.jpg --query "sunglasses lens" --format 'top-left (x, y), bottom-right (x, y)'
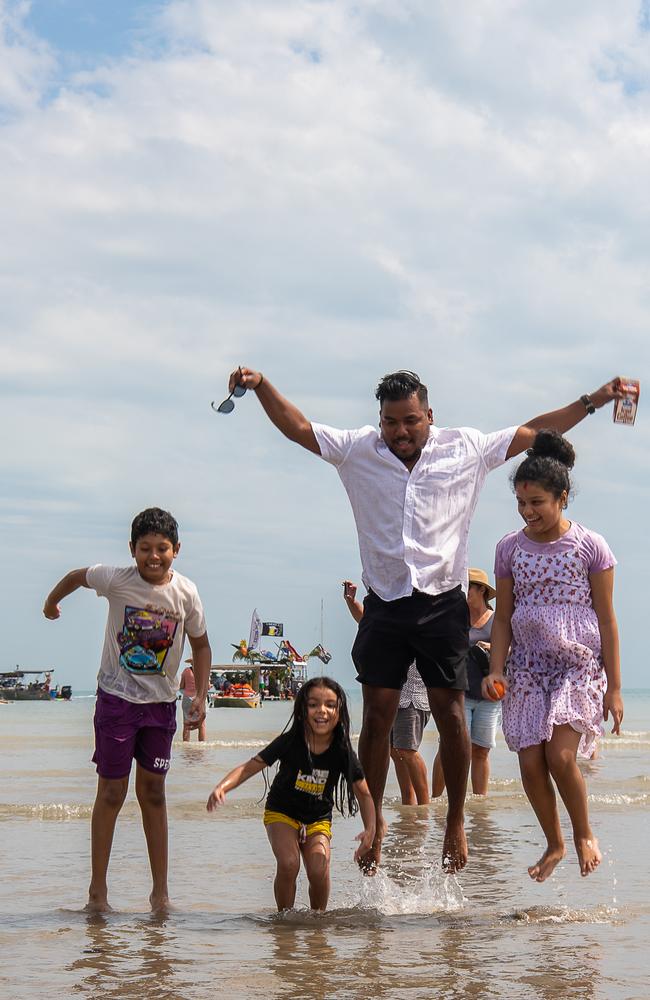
top-left (232, 384), bottom-right (247, 398)
top-left (215, 399), bottom-right (235, 413)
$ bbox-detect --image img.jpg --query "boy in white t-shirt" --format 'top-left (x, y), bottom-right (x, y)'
top-left (43, 507), bottom-right (211, 913)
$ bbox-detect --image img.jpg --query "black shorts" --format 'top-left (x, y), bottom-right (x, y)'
top-left (351, 586), bottom-right (469, 691)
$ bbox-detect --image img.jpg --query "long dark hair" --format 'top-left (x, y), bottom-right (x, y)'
top-left (286, 676), bottom-right (359, 817)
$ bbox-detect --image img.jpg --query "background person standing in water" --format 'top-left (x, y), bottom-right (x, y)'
top-left (179, 660), bottom-right (207, 741)
top-left (224, 365), bottom-right (624, 873)
top-left (343, 580), bottom-right (431, 805)
top-left (431, 569), bottom-right (499, 798)
top-left (484, 431), bottom-right (623, 882)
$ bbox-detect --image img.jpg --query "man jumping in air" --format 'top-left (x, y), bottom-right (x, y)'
top-left (224, 366), bottom-right (622, 873)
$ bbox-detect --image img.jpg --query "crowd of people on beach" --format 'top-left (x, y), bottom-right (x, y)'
top-left (42, 368), bottom-right (625, 913)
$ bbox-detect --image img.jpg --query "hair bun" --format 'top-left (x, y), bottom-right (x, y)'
top-left (526, 429), bottom-right (575, 469)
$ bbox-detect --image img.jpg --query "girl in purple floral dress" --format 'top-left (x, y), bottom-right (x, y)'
top-left (483, 430), bottom-right (623, 883)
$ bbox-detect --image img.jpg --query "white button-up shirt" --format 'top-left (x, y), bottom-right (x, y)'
top-left (313, 422), bottom-right (516, 601)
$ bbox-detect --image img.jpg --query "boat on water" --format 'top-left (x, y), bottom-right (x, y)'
top-left (0, 669), bottom-right (72, 701)
top-left (209, 666), bottom-right (261, 709)
top-left (209, 609), bottom-right (333, 709)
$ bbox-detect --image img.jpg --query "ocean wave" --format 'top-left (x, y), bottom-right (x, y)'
top-left (601, 735), bottom-right (650, 748)
top-left (588, 792), bottom-right (649, 807)
top-left (0, 802), bottom-right (93, 821)
top-left (173, 738), bottom-right (268, 749)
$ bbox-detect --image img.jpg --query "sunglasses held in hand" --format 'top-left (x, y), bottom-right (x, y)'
top-left (212, 370), bottom-right (247, 414)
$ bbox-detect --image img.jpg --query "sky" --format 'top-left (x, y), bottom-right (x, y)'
top-left (1, 0), bottom-right (649, 693)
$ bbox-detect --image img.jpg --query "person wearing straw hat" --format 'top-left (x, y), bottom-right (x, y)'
top-left (432, 568), bottom-right (498, 797)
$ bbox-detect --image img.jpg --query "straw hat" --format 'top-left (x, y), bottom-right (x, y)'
top-left (468, 568), bottom-right (496, 601)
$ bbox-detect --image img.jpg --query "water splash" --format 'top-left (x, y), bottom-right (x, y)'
top-left (351, 868), bottom-right (466, 916)
top-left (503, 903), bottom-right (620, 925)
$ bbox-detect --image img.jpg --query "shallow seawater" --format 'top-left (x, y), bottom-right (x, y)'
top-left (1, 694), bottom-right (649, 999)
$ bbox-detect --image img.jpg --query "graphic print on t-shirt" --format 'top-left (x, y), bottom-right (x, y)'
top-left (295, 768), bottom-right (329, 798)
top-left (117, 606), bottom-right (179, 675)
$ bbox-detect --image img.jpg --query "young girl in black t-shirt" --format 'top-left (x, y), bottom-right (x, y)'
top-left (207, 677), bottom-right (375, 910)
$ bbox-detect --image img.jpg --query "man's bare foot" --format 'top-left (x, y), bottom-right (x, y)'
top-left (442, 820), bottom-right (468, 873)
top-left (528, 844), bottom-right (566, 882)
top-left (357, 818), bottom-right (387, 876)
top-left (575, 836), bottom-right (601, 877)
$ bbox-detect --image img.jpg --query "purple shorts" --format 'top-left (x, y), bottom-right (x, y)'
top-left (92, 688), bottom-right (177, 780)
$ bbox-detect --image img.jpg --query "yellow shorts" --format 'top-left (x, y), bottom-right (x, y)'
top-left (263, 810), bottom-right (332, 840)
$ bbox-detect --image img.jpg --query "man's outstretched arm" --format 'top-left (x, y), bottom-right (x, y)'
top-left (228, 367), bottom-right (321, 454)
top-left (505, 377), bottom-right (625, 459)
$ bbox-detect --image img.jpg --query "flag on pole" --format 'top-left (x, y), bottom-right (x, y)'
top-left (278, 639), bottom-right (304, 661)
top-left (262, 622), bottom-right (284, 637)
top-left (309, 644), bottom-right (332, 665)
top-left (248, 609), bottom-right (262, 651)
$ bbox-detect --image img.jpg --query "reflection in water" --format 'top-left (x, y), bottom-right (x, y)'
top-left (267, 919), bottom-right (393, 1000)
top-left (70, 913), bottom-right (193, 999)
top-left (381, 807), bottom-right (430, 884)
top-left (416, 922), bottom-right (493, 998)
top-left (512, 930), bottom-right (602, 1000)
top-left (176, 743), bottom-right (211, 768)
top-left (387, 912), bottom-right (605, 1000)
top-left (463, 804), bottom-right (513, 907)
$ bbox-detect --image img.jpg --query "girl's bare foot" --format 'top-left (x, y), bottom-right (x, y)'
top-left (574, 837), bottom-right (601, 877)
top-left (528, 844), bottom-right (566, 882)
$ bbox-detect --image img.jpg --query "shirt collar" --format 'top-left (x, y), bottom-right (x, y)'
top-left (376, 425), bottom-right (438, 468)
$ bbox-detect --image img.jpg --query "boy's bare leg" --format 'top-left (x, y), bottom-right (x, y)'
top-left (518, 744), bottom-right (566, 881)
top-left (431, 750), bottom-right (446, 798)
top-left (427, 688), bottom-right (469, 871)
top-left (470, 744), bottom-right (491, 796)
top-left (135, 764), bottom-right (170, 910)
top-left (87, 775), bottom-right (129, 912)
top-left (545, 724), bottom-right (601, 877)
top-left (266, 823), bottom-right (301, 910)
top-left (357, 685), bottom-right (400, 872)
top-left (392, 748), bottom-right (430, 805)
top-left (302, 833), bottom-right (331, 910)
top-left (198, 718), bottom-right (207, 741)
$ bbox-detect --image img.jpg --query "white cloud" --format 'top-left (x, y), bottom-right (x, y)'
top-left (0, 0), bottom-right (56, 112)
top-left (2, 0), bottom-right (649, 686)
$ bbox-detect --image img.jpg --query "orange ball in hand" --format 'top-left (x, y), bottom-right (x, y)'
top-left (486, 680), bottom-right (506, 701)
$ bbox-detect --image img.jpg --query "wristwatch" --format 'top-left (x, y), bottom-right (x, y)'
top-left (580, 394), bottom-right (596, 415)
